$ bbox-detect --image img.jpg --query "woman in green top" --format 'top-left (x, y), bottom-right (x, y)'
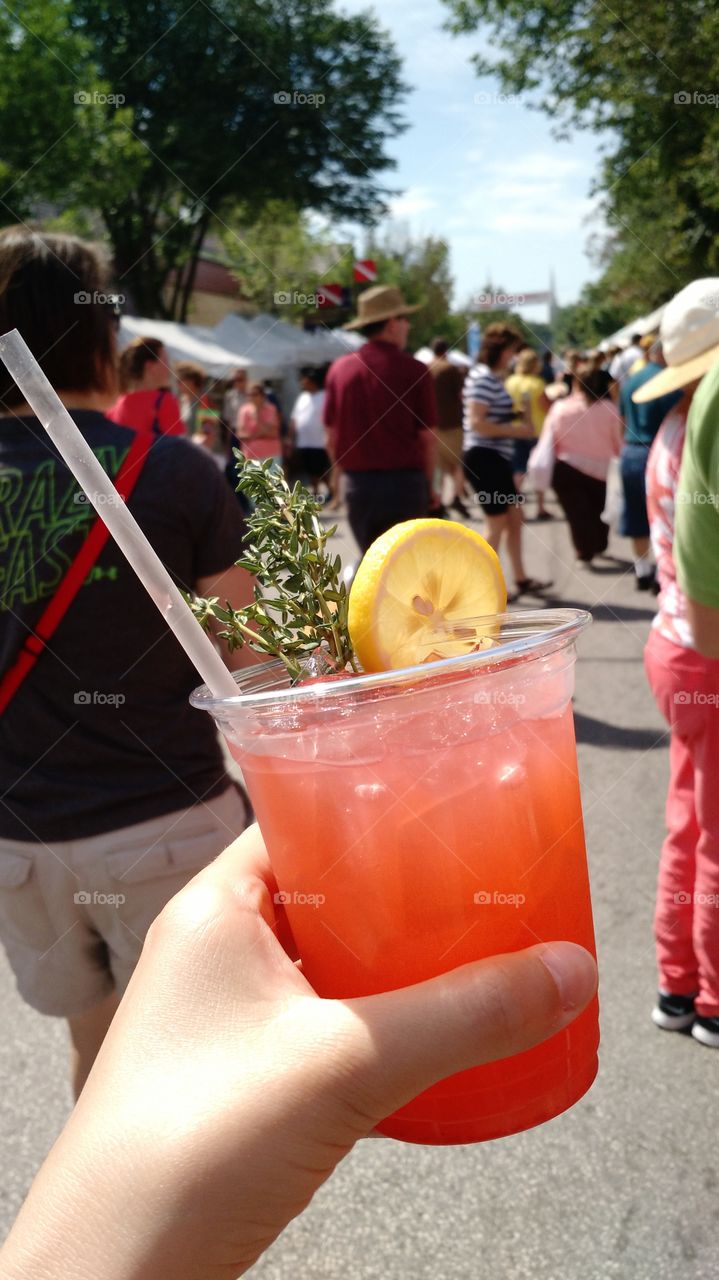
top-left (506, 348), bottom-right (551, 519)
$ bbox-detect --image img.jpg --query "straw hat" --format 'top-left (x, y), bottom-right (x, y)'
top-left (343, 285), bottom-right (421, 331)
top-left (632, 279), bottom-right (719, 403)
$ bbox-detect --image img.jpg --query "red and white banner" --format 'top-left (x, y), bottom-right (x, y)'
top-left (353, 259), bottom-right (377, 283)
top-left (317, 283), bottom-right (344, 308)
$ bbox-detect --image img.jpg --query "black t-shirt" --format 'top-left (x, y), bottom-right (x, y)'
top-left (0, 412), bottom-right (246, 841)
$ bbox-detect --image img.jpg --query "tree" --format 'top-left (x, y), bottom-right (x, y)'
top-left (219, 202), bottom-right (353, 319)
top-left (442, 0), bottom-right (719, 318)
top-left (362, 227), bottom-right (457, 349)
top-left (0, 0), bottom-right (406, 318)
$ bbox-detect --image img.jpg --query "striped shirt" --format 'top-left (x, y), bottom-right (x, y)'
top-left (462, 364), bottom-right (516, 461)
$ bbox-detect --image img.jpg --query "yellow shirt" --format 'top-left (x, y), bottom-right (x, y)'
top-left (505, 373), bottom-right (546, 435)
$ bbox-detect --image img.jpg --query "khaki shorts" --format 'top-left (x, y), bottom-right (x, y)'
top-left (437, 428), bottom-right (463, 475)
top-left (0, 785), bottom-right (249, 1018)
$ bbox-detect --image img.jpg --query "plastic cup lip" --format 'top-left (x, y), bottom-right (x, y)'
top-left (190, 607), bottom-right (591, 715)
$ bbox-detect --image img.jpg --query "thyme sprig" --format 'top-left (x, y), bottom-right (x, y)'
top-left (190, 457), bottom-right (359, 683)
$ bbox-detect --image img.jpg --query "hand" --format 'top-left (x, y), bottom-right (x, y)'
top-left (1, 826), bottom-right (597, 1280)
top-left (428, 489), bottom-right (444, 511)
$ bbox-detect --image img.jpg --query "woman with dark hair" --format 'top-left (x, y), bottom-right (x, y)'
top-left (542, 369), bottom-right (623, 564)
top-left (463, 323), bottom-right (551, 597)
top-left (0, 227), bottom-right (255, 1096)
top-left (108, 336), bottom-right (184, 436)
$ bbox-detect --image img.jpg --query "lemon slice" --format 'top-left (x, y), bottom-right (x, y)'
top-left (348, 518), bottom-right (507, 673)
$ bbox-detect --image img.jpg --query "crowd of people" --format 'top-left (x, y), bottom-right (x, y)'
top-left (1, 225), bottom-right (719, 1274)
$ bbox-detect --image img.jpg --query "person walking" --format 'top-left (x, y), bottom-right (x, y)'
top-left (428, 337), bottom-right (470, 517)
top-left (636, 279), bottom-right (719, 1047)
top-left (609, 333), bottom-right (643, 389)
top-left (542, 370), bottom-right (623, 565)
top-left (462, 323), bottom-right (550, 599)
top-left (323, 285), bottom-right (440, 553)
top-left (619, 339), bottom-right (682, 591)
top-left (222, 367), bottom-right (249, 430)
top-left (289, 367), bottom-right (331, 498)
top-left (236, 382), bottom-right (282, 467)
top-left (175, 360), bottom-right (209, 436)
top-left (108, 337), bottom-right (185, 436)
top-left (0, 228), bottom-right (256, 1097)
top-left (505, 347), bottom-right (552, 519)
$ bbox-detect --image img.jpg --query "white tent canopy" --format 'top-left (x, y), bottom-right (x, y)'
top-left (599, 302), bottom-right (668, 352)
top-left (214, 313), bottom-right (363, 367)
top-left (118, 316), bottom-right (252, 378)
top-left (415, 346), bottom-right (471, 368)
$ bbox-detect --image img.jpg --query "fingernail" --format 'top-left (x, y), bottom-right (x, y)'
top-left (539, 943), bottom-right (597, 1012)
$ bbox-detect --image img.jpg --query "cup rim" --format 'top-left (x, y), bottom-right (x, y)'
top-left (190, 607), bottom-right (591, 714)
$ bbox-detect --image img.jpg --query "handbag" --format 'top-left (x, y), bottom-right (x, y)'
top-left (0, 429), bottom-right (153, 714)
top-left (601, 456), bottom-right (623, 531)
top-left (527, 420), bottom-right (556, 491)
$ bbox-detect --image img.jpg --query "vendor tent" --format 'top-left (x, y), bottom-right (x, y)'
top-left (599, 302), bottom-right (668, 352)
top-left (414, 346), bottom-right (471, 367)
top-left (118, 317), bottom-right (255, 378)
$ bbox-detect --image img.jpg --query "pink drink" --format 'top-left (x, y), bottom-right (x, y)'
top-left (192, 609), bottom-right (598, 1144)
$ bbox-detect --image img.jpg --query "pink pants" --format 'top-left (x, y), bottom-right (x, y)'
top-left (644, 628), bottom-right (719, 1017)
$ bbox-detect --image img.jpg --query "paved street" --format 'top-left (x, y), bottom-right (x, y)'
top-left (1, 493), bottom-right (716, 1278)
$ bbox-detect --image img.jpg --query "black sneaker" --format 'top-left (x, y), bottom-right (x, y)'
top-left (636, 570), bottom-right (657, 592)
top-left (652, 990), bottom-right (696, 1031)
top-left (692, 1014), bottom-right (719, 1048)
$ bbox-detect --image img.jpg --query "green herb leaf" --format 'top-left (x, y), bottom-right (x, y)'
top-left (189, 458), bottom-right (359, 680)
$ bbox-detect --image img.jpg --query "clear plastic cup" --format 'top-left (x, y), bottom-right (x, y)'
top-left (191, 608), bottom-right (598, 1144)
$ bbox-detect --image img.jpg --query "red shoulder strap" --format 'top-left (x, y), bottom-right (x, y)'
top-left (0, 430), bottom-right (153, 716)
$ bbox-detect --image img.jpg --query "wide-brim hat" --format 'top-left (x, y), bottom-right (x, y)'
top-left (632, 279), bottom-right (719, 402)
top-left (343, 284), bottom-right (422, 331)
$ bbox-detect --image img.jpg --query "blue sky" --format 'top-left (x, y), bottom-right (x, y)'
top-left (338, 0), bottom-right (608, 320)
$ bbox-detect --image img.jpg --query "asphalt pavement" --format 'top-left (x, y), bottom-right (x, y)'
top-left (1, 491), bottom-right (716, 1279)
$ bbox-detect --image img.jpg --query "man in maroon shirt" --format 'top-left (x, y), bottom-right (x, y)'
top-left (323, 286), bottom-right (440, 552)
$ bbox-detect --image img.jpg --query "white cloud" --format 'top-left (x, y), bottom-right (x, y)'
top-left (388, 185), bottom-right (438, 218)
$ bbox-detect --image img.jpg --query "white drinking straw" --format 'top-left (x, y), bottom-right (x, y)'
top-left (0, 328), bottom-right (239, 699)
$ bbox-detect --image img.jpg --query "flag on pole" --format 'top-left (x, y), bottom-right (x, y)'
top-left (317, 283), bottom-right (344, 308)
top-left (353, 259), bottom-right (377, 283)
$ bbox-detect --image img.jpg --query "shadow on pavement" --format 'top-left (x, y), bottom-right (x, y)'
top-left (574, 711), bottom-right (668, 751)
top-left (541, 595), bottom-right (658, 624)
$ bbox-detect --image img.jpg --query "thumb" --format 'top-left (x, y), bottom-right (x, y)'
top-left (345, 942), bottom-right (597, 1122)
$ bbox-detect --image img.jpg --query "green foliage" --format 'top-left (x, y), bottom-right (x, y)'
top-left (362, 227), bottom-right (457, 349)
top-left (0, 0), bottom-right (406, 318)
top-left (220, 202), bottom-right (353, 319)
top-left (190, 459), bottom-right (357, 682)
top-left (441, 0), bottom-right (719, 331)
